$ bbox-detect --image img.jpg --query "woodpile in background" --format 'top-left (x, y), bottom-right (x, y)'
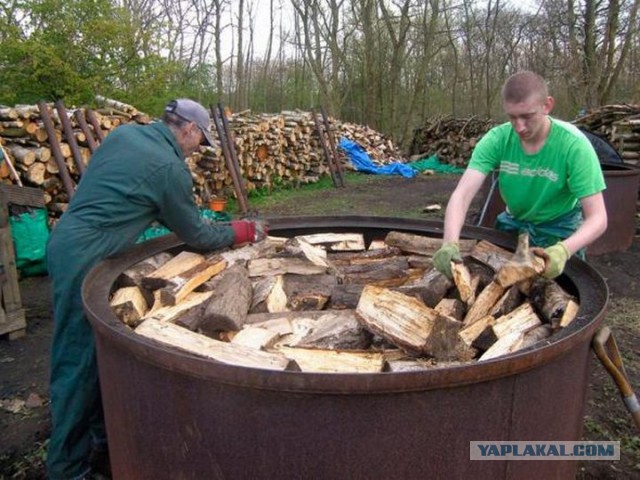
top-left (408, 115), bottom-right (496, 167)
top-left (409, 104), bottom-right (640, 168)
top-left (573, 104), bottom-right (640, 165)
top-left (0, 98), bottom-right (404, 219)
top-left (109, 231), bottom-right (578, 373)
top-left (4, 96), bottom-right (637, 221)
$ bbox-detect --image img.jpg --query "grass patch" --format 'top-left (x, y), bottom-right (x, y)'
top-left (605, 297), bottom-right (640, 331)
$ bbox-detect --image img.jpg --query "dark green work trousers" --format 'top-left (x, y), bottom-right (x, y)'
top-left (46, 222), bottom-right (117, 480)
top-left (495, 205), bottom-right (586, 259)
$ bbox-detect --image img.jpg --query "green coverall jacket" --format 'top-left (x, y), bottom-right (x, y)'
top-left (46, 121), bottom-right (234, 480)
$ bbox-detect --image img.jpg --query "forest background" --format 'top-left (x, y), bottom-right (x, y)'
top-left (1, 0), bottom-right (639, 150)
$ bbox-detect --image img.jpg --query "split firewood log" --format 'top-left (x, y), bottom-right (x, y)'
top-left (135, 319), bottom-right (295, 371)
top-left (281, 237), bottom-right (330, 267)
top-left (109, 286), bottom-right (149, 326)
top-left (141, 251), bottom-right (208, 291)
top-left (478, 331), bottom-right (525, 361)
top-left (489, 286), bottom-right (523, 318)
top-left (144, 291), bottom-right (214, 326)
top-left (492, 302), bottom-right (542, 339)
top-left (496, 233), bottom-right (545, 287)
top-left (328, 246), bottom-right (402, 265)
top-left (275, 346), bottom-right (384, 373)
top-left (528, 278), bottom-right (577, 329)
top-left (434, 298), bottom-right (465, 322)
top-left (152, 255), bottom-right (226, 307)
top-left (338, 256), bottom-right (412, 286)
top-left (384, 231), bottom-right (476, 256)
top-left (282, 273), bottom-right (336, 311)
top-left (194, 264), bottom-right (253, 334)
top-left (356, 285), bottom-right (463, 360)
top-left (396, 268), bottom-right (452, 308)
top-left (295, 233), bottom-right (366, 252)
top-left (248, 257), bottom-right (328, 277)
top-left (459, 315), bottom-right (496, 348)
top-left (290, 310), bottom-right (372, 350)
top-left (230, 327), bottom-right (281, 350)
top-left (451, 262), bottom-right (476, 306)
top-left (118, 252), bottom-right (174, 289)
top-left (469, 240), bottom-right (512, 272)
top-left (463, 281), bottom-right (505, 326)
top-left (327, 284), bottom-right (364, 310)
top-left (520, 324), bottom-right (553, 349)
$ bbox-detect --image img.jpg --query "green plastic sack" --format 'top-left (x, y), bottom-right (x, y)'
top-left (9, 208), bottom-right (50, 276)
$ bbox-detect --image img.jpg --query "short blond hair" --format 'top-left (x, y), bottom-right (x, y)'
top-left (501, 71), bottom-right (548, 103)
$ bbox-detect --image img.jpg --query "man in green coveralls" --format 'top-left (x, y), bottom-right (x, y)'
top-left (46, 99), bottom-right (267, 479)
top-left (434, 71), bottom-right (608, 279)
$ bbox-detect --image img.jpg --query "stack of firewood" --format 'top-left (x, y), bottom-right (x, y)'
top-left (408, 115), bottom-right (496, 167)
top-left (573, 104), bottom-right (640, 164)
top-left (109, 231), bottom-right (578, 373)
top-left (190, 110), bottom-right (403, 196)
top-left (0, 98), bottom-right (405, 217)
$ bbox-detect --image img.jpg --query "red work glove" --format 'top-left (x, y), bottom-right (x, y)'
top-left (231, 220), bottom-right (269, 246)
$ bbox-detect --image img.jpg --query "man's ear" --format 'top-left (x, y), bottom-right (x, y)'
top-left (543, 96), bottom-right (554, 114)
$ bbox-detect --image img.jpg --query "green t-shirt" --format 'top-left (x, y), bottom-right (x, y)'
top-left (469, 118), bottom-right (606, 224)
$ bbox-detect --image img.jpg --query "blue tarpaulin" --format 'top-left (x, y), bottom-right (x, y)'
top-left (338, 138), bottom-right (417, 178)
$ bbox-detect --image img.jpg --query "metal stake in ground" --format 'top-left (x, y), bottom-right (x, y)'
top-left (73, 109), bottom-right (99, 153)
top-left (55, 100), bottom-right (86, 177)
top-left (210, 105), bottom-right (249, 215)
top-left (312, 109), bottom-right (339, 188)
top-left (320, 106), bottom-right (345, 187)
top-left (85, 109), bottom-right (106, 142)
top-left (217, 103), bottom-right (249, 214)
top-left (37, 101), bottom-right (76, 199)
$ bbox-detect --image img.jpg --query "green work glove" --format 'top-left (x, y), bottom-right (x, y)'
top-left (540, 242), bottom-right (570, 279)
top-left (433, 241), bottom-right (462, 279)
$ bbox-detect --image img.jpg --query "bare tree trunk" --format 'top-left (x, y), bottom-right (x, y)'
top-left (443, 1), bottom-right (460, 116)
top-left (378, 0), bottom-right (412, 137)
top-left (214, 0), bottom-right (225, 98)
top-left (261, 0), bottom-right (276, 111)
top-left (235, 0), bottom-right (245, 109)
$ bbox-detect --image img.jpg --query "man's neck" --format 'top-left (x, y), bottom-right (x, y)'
top-left (521, 116), bottom-right (551, 154)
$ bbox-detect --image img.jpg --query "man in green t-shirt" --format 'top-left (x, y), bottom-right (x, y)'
top-left (434, 71), bottom-right (607, 279)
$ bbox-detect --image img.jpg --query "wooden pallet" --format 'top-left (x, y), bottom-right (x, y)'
top-left (0, 184), bottom-right (45, 339)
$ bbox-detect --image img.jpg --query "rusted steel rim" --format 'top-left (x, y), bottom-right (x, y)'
top-left (83, 215), bottom-right (608, 394)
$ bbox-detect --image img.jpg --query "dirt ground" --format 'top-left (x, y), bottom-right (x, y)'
top-left (1, 174), bottom-right (639, 479)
